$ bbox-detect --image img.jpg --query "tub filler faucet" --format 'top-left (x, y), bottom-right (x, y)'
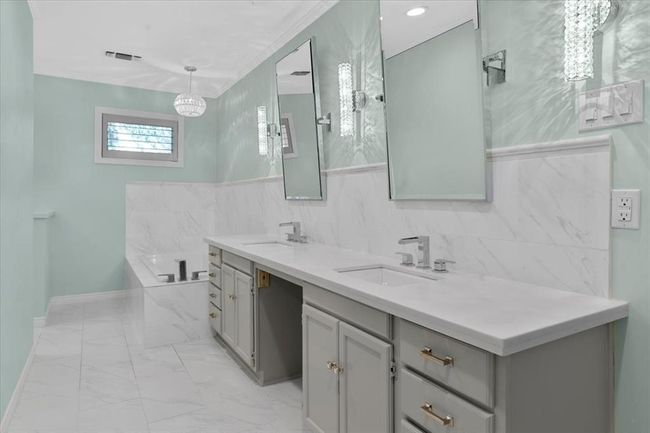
top-left (176, 259), bottom-right (187, 282)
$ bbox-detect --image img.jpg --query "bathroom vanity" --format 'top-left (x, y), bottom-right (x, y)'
top-left (205, 235), bottom-right (627, 433)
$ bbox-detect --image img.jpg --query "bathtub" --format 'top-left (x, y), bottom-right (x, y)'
top-left (125, 251), bottom-right (211, 347)
top-left (140, 252), bottom-right (209, 286)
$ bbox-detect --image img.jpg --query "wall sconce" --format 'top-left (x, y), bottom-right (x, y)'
top-left (257, 105), bottom-right (269, 156)
top-left (564, 0), bottom-right (619, 82)
top-left (337, 62), bottom-right (368, 137)
top-left (482, 50), bottom-right (506, 86)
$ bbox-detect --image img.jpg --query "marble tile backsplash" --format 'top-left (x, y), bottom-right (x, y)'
top-left (126, 137), bottom-right (611, 298)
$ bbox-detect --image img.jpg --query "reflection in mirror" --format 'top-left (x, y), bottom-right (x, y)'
top-left (275, 39), bottom-right (325, 200)
top-left (381, 0), bottom-right (488, 200)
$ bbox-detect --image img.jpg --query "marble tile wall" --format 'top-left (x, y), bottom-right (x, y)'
top-left (126, 137), bottom-right (611, 298)
top-left (125, 182), bottom-right (218, 259)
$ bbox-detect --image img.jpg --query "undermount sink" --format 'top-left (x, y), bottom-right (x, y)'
top-left (336, 265), bottom-right (437, 287)
top-left (243, 240), bottom-right (292, 247)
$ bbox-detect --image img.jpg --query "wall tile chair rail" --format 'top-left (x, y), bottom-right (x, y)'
top-left (127, 135), bottom-right (612, 298)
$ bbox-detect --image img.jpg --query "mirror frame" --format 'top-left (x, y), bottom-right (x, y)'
top-left (380, 1), bottom-right (491, 202)
top-left (275, 37), bottom-right (327, 201)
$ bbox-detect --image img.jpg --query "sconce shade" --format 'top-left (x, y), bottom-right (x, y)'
top-left (564, 0), bottom-right (617, 81)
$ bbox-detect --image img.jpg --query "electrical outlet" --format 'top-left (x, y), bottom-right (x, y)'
top-left (611, 189), bottom-right (641, 229)
top-left (617, 209), bottom-right (632, 222)
top-left (618, 197), bottom-right (632, 209)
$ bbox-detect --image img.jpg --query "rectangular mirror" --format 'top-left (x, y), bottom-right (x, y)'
top-left (381, 0), bottom-right (488, 200)
top-left (275, 39), bottom-right (325, 200)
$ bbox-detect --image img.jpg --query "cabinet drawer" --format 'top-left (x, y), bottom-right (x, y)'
top-left (209, 264), bottom-right (221, 288)
top-left (398, 319), bottom-right (494, 407)
top-left (209, 284), bottom-right (222, 309)
top-left (400, 369), bottom-right (493, 433)
top-left (208, 245), bottom-right (221, 266)
top-left (222, 251), bottom-right (253, 275)
top-left (400, 419), bottom-right (427, 433)
top-left (209, 303), bottom-right (222, 335)
top-left (303, 282), bottom-right (390, 340)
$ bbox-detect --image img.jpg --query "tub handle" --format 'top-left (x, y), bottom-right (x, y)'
top-left (158, 273), bottom-right (175, 283)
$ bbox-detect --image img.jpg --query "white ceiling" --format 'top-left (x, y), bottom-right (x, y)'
top-left (380, 0), bottom-right (477, 59)
top-left (28, 0), bottom-right (337, 98)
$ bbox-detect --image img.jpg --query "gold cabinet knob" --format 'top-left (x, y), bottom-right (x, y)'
top-left (326, 361), bottom-right (343, 375)
top-left (209, 293), bottom-right (216, 299)
top-left (209, 273), bottom-right (216, 278)
top-left (209, 252), bottom-right (217, 257)
top-left (209, 312), bottom-right (217, 319)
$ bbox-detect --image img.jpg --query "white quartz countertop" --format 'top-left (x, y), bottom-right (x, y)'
top-left (204, 235), bottom-right (628, 356)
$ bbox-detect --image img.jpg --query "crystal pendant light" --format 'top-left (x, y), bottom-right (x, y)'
top-left (564, 0), bottom-right (618, 82)
top-left (174, 66), bottom-right (207, 117)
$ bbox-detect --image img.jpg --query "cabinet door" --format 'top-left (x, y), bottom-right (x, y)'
top-left (221, 264), bottom-right (237, 348)
top-left (339, 321), bottom-right (393, 433)
top-left (303, 304), bottom-right (340, 433)
top-left (234, 270), bottom-right (254, 366)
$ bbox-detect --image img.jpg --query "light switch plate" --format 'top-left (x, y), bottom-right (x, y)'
top-left (611, 189), bottom-right (641, 229)
top-left (579, 80), bottom-right (644, 132)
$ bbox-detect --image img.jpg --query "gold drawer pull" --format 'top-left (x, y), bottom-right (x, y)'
top-left (209, 273), bottom-right (216, 278)
top-left (209, 312), bottom-right (217, 318)
top-left (228, 294), bottom-right (237, 300)
top-left (420, 347), bottom-right (454, 366)
top-left (209, 293), bottom-right (216, 299)
top-left (209, 252), bottom-right (217, 257)
top-left (421, 402), bottom-right (454, 427)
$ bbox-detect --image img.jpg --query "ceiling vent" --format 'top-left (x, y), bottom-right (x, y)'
top-left (290, 70), bottom-right (311, 76)
top-left (105, 51), bottom-right (142, 62)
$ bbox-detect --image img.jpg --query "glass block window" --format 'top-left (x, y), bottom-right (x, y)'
top-left (95, 108), bottom-right (183, 166)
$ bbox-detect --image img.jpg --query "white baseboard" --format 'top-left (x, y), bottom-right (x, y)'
top-left (48, 289), bottom-right (126, 306)
top-left (0, 328), bottom-right (37, 432)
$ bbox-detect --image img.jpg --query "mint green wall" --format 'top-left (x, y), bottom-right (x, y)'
top-left (385, 21), bottom-right (486, 200)
top-left (0, 0), bottom-right (35, 417)
top-left (214, 0), bottom-right (386, 182)
top-left (481, 1), bottom-right (649, 431)
top-left (34, 75), bottom-right (218, 297)
top-left (280, 94), bottom-right (322, 198)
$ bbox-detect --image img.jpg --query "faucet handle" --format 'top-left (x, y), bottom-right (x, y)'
top-left (433, 258), bottom-right (455, 272)
top-left (157, 273), bottom-right (175, 283)
top-left (395, 252), bottom-right (414, 266)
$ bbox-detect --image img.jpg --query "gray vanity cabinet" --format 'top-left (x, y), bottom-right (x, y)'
top-left (234, 270), bottom-right (254, 364)
top-left (302, 303), bottom-right (393, 433)
top-left (208, 246), bottom-right (222, 336)
top-left (339, 321), bottom-right (392, 433)
top-left (221, 264), bottom-right (236, 347)
top-left (303, 304), bottom-right (339, 433)
top-left (221, 263), bottom-right (254, 367)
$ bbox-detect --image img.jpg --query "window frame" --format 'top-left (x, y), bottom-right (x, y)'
top-left (94, 107), bottom-right (184, 167)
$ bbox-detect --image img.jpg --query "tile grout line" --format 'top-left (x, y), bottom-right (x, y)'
top-left (123, 316), bottom-right (153, 433)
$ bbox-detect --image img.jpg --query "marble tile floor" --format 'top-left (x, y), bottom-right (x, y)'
top-left (6, 298), bottom-right (310, 433)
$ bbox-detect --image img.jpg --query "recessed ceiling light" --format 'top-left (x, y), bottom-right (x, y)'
top-left (406, 6), bottom-right (428, 17)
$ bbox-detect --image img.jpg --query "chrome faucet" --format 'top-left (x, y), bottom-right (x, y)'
top-left (398, 236), bottom-right (430, 269)
top-left (279, 221), bottom-right (307, 243)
